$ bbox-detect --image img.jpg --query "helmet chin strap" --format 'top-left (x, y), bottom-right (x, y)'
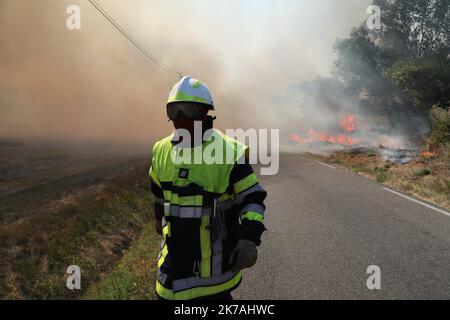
top-left (204, 115), bottom-right (216, 131)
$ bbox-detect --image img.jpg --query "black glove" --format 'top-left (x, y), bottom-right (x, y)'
top-left (228, 240), bottom-right (258, 272)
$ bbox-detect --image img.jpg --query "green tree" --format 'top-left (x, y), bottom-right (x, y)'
top-left (334, 0), bottom-right (450, 115)
top-left (386, 57), bottom-right (450, 108)
top-left (377, 0), bottom-right (450, 59)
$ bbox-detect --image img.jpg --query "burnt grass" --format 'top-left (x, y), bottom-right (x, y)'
top-left (0, 156), bottom-right (155, 299)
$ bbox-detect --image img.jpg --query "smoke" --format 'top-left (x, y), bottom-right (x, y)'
top-left (0, 0), bottom-right (372, 145)
top-left (280, 75), bottom-right (430, 154)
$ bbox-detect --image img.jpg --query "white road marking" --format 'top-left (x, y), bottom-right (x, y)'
top-left (314, 160), bottom-right (336, 169)
top-left (383, 187), bottom-right (450, 218)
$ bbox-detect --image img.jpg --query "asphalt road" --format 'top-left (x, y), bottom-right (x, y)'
top-left (233, 153), bottom-right (450, 299)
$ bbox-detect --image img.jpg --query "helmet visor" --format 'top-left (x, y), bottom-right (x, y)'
top-left (167, 103), bottom-right (207, 121)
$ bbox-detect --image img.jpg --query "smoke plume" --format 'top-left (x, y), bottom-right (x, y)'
top-left (0, 0), bottom-right (372, 145)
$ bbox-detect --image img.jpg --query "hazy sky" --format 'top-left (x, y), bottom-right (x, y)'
top-left (0, 0), bottom-right (371, 143)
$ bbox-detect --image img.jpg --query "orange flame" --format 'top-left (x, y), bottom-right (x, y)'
top-left (289, 129), bottom-right (360, 146)
top-left (340, 115), bottom-right (356, 133)
top-left (421, 150), bottom-right (434, 159)
top-left (290, 115), bottom-right (361, 146)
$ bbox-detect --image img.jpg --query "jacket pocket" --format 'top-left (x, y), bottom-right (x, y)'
top-left (166, 217), bottom-right (202, 280)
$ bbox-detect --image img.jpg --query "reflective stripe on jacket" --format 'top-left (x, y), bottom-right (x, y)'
top-left (149, 129), bottom-right (266, 300)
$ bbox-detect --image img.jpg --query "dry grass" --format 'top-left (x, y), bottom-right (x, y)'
top-left (83, 223), bottom-right (160, 300)
top-left (0, 158), bottom-right (158, 299)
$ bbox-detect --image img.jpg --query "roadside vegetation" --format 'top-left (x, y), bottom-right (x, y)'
top-left (312, 0), bottom-right (449, 212)
top-left (317, 107), bottom-right (450, 211)
top-left (83, 223), bottom-right (159, 300)
top-left (0, 145), bottom-right (159, 299)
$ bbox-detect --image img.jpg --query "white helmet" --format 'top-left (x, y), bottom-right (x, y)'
top-left (167, 76), bottom-right (214, 109)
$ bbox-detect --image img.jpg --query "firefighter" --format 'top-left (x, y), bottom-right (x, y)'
top-left (149, 76), bottom-right (267, 300)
